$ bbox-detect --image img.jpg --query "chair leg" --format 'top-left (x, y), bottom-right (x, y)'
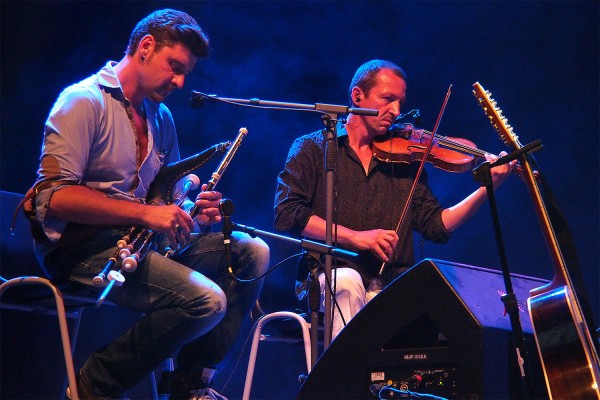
top-left (242, 311), bottom-right (312, 400)
top-left (148, 369), bottom-right (159, 400)
top-left (0, 277), bottom-right (80, 400)
top-left (155, 357), bottom-right (174, 400)
top-left (60, 306), bottom-right (84, 400)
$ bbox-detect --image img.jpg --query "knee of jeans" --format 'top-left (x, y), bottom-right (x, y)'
top-left (233, 232), bottom-right (270, 274)
top-left (252, 237), bottom-right (270, 273)
top-left (185, 282), bottom-right (227, 325)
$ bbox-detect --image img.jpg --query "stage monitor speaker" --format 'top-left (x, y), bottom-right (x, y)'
top-left (296, 258), bottom-right (550, 400)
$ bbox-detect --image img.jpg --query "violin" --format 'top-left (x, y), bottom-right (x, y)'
top-left (373, 122), bottom-right (499, 173)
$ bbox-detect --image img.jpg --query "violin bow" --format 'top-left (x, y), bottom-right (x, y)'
top-left (379, 84), bottom-right (453, 275)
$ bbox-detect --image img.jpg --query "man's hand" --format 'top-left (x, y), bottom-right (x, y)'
top-left (142, 204), bottom-right (195, 249)
top-left (349, 229), bottom-right (399, 262)
top-left (486, 151), bottom-right (517, 189)
top-left (193, 184), bottom-right (223, 226)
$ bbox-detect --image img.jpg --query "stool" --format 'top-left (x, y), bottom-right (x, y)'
top-left (0, 190), bottom-right (164, 399)
top-left (1, 277), bottom-right (101, 400)
top-left (242, 311), bottom-right (312, 400)
top-left (0, 276), bottom-right (168, 400)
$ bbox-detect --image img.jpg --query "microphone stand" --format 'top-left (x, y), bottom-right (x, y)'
top-left (471, 141), bottom-right (543, 400)
top-left (230, 220), bottom-right (359, 368)
top-left (322, 113), bottom-right (337, 350)
top-left (190, 91), bottom-right (377, 352)
top-left (220, 199), bottom-right (234, 271)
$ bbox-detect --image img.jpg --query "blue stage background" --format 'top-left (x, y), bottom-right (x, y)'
top-left (1, 1), bottom-right (598, 399)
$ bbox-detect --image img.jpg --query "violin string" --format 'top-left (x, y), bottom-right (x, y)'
top-left (417, 128), bottom-right (524, 175)
top-left (419, 129), bottom-right (487, 157)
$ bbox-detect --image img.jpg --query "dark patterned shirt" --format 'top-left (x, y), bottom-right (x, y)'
top-left (274, 124), bottom-right (451, 285)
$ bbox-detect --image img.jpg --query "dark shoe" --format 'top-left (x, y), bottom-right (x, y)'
top-left (65, 374), bottom-right (129, 400)
top-left (167, 369), bottom-right (227, 400)
top-left (188, 388), bottom-right (228, 400)
top-left (166, 369), bottom-right (194, 399)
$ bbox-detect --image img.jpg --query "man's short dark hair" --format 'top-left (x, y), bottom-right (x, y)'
top-left (126, 9), bottom-right (210, 58)
top-left (348, 60), bottom-right (406, 106)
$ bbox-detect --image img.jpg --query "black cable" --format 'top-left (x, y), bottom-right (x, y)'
top-left (227, 252), bottom-right (304, 283)
top-left (308, 256), bottom-right (348, 328)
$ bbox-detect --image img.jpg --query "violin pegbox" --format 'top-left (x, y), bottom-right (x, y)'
top-left (472, 81), bottom-right (522, 150)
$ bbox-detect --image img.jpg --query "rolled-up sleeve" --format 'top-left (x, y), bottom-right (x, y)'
top-left (33, 86), bottom-right (99, 241)
top-left (33, 185), bottom-right (71, 242)
top-left (411, 180), bottom-right (451, 244)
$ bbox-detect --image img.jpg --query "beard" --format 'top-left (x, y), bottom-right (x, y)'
top-left (150, 85), bottom-right (173, 103)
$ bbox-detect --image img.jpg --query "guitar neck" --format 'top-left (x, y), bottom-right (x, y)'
top-left (471, 82), bottom-right (569, 295)
top-left (517, 155), bottom-right (570, 296)
top-left (473, 81), bottom-right (600, 399)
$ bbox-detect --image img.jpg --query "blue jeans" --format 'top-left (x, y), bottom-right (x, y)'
top-left (42, 227), bottom-right (269, 397)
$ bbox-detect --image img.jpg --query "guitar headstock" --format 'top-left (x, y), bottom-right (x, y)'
top-left (472, 82), bottom-right (522, 150)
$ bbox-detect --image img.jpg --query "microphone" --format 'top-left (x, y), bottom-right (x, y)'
top-left (411, 109), bottom-right (422, 126)
top-left (392, 108), bottom-right (421, 124)
top-left (219, 198), bottom-right (235, 219)
top-left (190, 91), bottom-right (216, 108)
top-left (219, 199), bottom-right (235, 270)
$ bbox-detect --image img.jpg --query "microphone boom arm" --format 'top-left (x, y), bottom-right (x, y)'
top-left (231, 222), bottom-right (359, 264)
top-left (190, 91), bottom-right (378, 116)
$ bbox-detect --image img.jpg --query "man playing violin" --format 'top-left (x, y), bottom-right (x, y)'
top-left (274, 59), bottom-right (515, 340)
top-left (26, 9), bottom-right (269, 400)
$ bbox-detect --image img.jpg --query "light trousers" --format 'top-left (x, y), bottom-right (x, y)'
top-left (319, 267), bottom-right (383, 339)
